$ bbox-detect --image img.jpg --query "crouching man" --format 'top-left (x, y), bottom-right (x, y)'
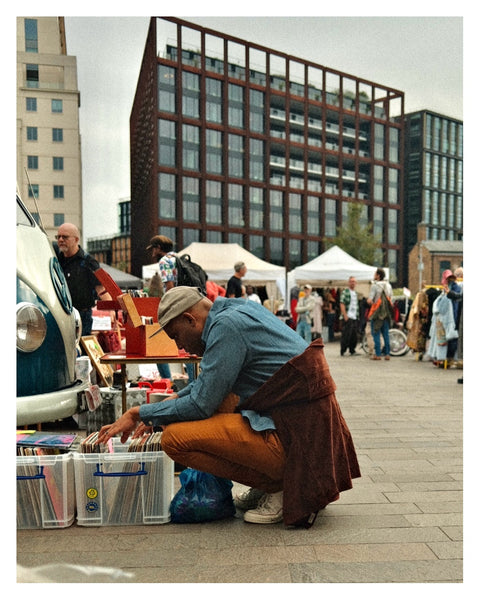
top-left (98, 287), bottom-right (360, 527)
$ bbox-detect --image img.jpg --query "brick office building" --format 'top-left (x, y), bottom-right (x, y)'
top-left (129, 17), bottom-right (405, 281)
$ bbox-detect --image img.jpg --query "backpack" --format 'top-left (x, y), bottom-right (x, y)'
top-left (176, 254), bottom-right (207, 295)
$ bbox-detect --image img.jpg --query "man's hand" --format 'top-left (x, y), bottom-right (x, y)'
top-left (97, 406), bottom-right (141, 444)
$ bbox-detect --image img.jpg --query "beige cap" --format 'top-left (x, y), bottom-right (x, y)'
top-left (157, 286), bottom-right (205, 330)
top-left (304, 284), bottom-right (312, 290)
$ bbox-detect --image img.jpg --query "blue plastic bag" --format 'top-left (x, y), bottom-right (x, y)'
top-left (170, 468), bottom-right (236, 523)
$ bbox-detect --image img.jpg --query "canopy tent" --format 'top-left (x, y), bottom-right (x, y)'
top-left (142, 242), bottom-right (286, 301)
top-left (289, 245), bottom-right (388, 287)
top-left (99, 263), bottom-right (143, 289)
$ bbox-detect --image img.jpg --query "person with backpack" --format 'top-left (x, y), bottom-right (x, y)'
top-left (366, 268), bottom-right (394, 361)
top-left (146, 235), bottom-right (207, 294)
top-left (146, 234), bottom-right (207, 380)
top-left (56, 222), bottom-right (112, 335)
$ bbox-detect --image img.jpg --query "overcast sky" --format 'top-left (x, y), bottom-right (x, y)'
top-left (56, 11), bottom-right (464, 240)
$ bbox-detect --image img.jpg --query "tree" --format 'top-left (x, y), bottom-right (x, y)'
top-left (326, 202), bottom-right (382, 265)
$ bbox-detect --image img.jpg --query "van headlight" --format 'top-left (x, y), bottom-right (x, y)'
top-left (16, 302), bottom-right (47, 352)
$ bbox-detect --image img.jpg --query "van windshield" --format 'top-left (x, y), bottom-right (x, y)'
top-left (16, 196), bottom-right (35, 227)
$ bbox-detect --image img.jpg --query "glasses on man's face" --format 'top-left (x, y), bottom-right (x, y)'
top-left (55, 235), bottom-right (71, 240)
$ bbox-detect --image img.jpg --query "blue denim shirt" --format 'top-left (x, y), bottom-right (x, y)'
top-left (139, 297), bottom-right (307, 431)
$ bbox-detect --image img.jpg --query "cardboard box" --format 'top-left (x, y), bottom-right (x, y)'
top-left (95, 268), bottom-right (179, 357)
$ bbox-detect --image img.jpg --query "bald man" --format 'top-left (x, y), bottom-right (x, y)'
top-left (56, 223), bottom-right (111, 335)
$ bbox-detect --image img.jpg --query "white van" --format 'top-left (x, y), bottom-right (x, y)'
top-left (16, 193), bottom-right (89, 426)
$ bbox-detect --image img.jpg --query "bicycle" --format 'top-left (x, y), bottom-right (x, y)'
top-left (361, 325), bottom-right (410, 357)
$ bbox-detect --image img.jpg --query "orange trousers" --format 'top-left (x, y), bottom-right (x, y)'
top-left (161, 412), bottom-right (286, 493)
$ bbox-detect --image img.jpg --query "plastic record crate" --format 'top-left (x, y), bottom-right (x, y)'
top-left (17, 453), bottom-right (75, 529)
top-left (73, 440), bottom-right (174, 526)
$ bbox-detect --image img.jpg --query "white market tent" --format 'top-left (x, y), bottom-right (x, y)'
top-left (289, 245), bottom-right (388, 288)
top-left (142, 242), bottom-right (286, 299)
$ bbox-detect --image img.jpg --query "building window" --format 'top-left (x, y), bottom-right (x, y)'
top-left (306, 241), bottom-right (320, 262)
top-left (183, 228), bottom-right (200, 247)
top-left (269, 236), bottom-right (284, 265)
top-left (206, 230), bottom-right (223, 243)
top-left (182, 124), bottom-right (200, 171)
top-left (270, 190), bottom-right (284, 232)
top-left (53, 213), bottom-right (64, 227)
top-left (158, 65), bottom-right (176, 113)
top-left (249, 187), bottom-right (264, 229)
top-left (324, 199), bottom-right (337, 237)
top-left (53, 157), bottom-right (64, 170)
top-left (307, 196), bottom-right (320, 235)
top-left (182, 71), bottom-right (200, 119)
top-left (26, 64), bottom-right (39, 88)
top-left (249, 138), bottom-right (264, 181)
top-left (27, 127), bottom-right (38, 141)
top-left (387, 249), bottom-right (397, 282)
top-left (206, 129), bottom-right (222, 175)
top-left (388, 168), bottom-right (398, 204)
top-left (389, 127), bottom-right (399, 163)
top-left (53, 185), bottom-right (64, 199)
top-left (425, 153), bottom-right (431, 187)
top-left (373, 206), bottom-right (383, 239)
top-left (289, 193), bottom-right (302, 233)
top-left (228, 83), bottom-right (244, 129)
top-left (249, 89), bottom-right (264, 132)
top-left (51, 99), bottom-right (63, 113)
top-left (158, 172), bottom-right (176, 219)
top-left (374, 123), bottom-right (384, 160)
top-left (228, 134), bottom-right (244, 178)
top-left (52, 128), bottom-right (63, 142)
top-left (373, 165), bottom-right (383, 202)
top-left (159, 226), bottom-right (177, 243)
top-left (24, 19), bottom-right (38, 53)
top-left (28, 184), bottom-right (39, 198)
top-left (388, 208), bottom-right (397, 244)
top-left (249, 235), bottom-right (265, 260)
top-left (206, 180), bottom-right (223, 225)
top-left (206, 77), bottom-right (222, 123)
top-left (26, 97), bottom-right (37, 111)
top-left (158, 119), bottom-right (176, 167)
top-left (182, 177), bottom-right (200, 222)
top-left (228, 183), bottom-right (244, 226)
top-left (27, 156), bottom-right (38, 170)
top-left (289, 238), bottom-right (302, 269)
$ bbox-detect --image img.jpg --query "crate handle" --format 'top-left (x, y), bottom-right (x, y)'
top-left (17, 466), bottom-right (45, 481)
top-left (93, 462), bottom-right (148, 477)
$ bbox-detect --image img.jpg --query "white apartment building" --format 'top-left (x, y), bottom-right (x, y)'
top-left (16, 16), bottom-right (82, 241)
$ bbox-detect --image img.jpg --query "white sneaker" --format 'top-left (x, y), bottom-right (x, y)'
top-left (234, 487), bottom-right (265, 511)
top-left (243, 491), bottom-right (283, 524)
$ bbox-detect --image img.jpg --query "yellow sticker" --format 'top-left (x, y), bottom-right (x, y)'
top-left (86, 487), bottom-right (98, 499)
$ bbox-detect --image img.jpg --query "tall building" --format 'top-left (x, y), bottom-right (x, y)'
top-left (16, 16), bottom-right (82, 240)
top-left (130, 17), bottom-right (405, 281)
top-left (402, 109), bottom-right (463, 284)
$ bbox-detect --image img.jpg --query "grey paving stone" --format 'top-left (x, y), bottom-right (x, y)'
top-left (16, 341), bottom-right (464, 584)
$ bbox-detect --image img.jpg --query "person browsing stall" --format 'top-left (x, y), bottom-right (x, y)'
top-left (97, 287), bottom-right (360, 527)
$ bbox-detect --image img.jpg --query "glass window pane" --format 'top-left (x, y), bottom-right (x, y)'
top-left (51, 99), bottom-right (63, 113)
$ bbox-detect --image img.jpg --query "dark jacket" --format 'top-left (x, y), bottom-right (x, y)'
top-left (240, 339), bottom-right (361, 528)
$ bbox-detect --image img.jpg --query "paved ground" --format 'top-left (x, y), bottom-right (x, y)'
top-left (16, 339), bottom-right (465, 586)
